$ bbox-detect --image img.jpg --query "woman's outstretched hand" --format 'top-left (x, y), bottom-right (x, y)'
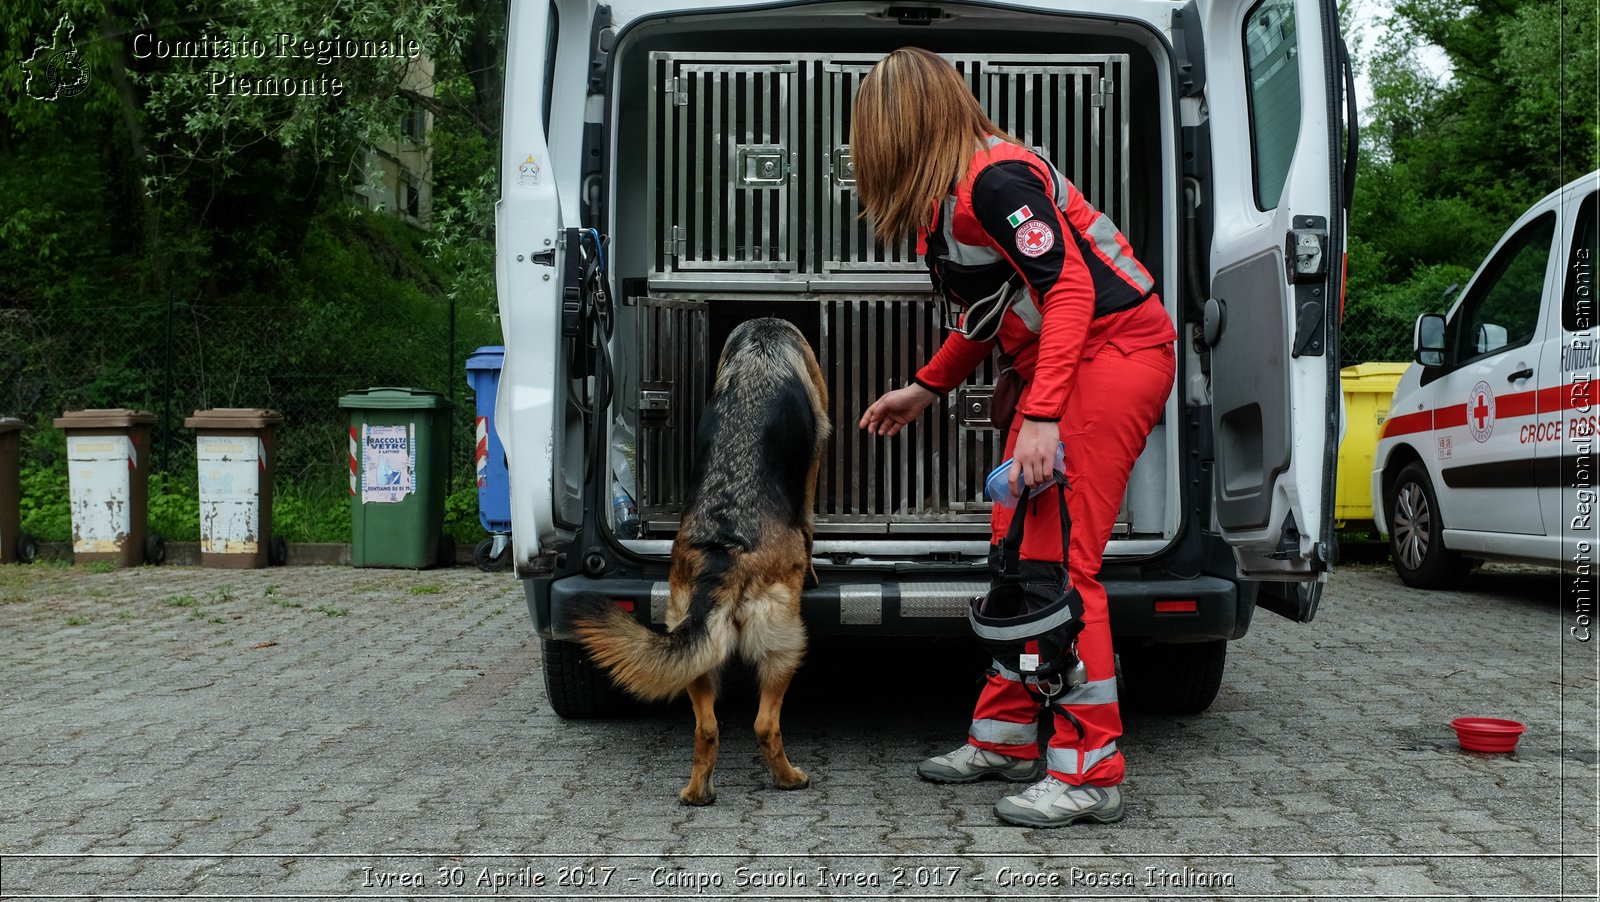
top-left (858, 384), bottom-right (937, 437)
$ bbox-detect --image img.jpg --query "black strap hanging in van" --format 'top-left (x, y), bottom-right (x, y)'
top-left (565, 228), bottom-right (614, 486)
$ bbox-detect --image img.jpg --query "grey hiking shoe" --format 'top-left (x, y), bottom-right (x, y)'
top-left (917, 744), bottom-right (1041, 784)
top-left (994, 776), bottom-right (1124, 827)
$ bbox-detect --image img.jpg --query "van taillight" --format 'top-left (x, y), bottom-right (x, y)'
top-left (1154, 600), bottom-right (1198, 613)
top-left (613, 599), bottom-right (636, 612)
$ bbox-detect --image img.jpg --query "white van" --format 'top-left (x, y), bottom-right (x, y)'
top-left (1374, 171), bottom-right (1599, 587)
top-left (495, 0), bottom-right (1355, 717)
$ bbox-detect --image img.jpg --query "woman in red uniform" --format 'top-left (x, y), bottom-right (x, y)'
top-left (854, 47), bottom-right (1176, 827)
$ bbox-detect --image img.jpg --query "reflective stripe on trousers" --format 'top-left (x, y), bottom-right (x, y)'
top-left (1048, 742), bottom-right (1120, 776)
top-left (966, 342), bottom-right (1174, 786)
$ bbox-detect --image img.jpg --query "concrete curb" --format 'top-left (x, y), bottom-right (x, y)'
top-left (30, 541), bottom-right (492, 569)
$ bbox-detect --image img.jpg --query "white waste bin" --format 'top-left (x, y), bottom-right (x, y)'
top-left (53, 409), bottom-right (159, 567)
top-left (185, 408), bottom-right (285, 568)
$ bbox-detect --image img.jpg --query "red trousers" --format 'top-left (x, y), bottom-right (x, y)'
top-left (967, 341), bottom-right (1174, 786)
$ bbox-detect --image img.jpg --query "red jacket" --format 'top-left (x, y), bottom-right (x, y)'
top-left (911, 140), bottom-right (1175, 420)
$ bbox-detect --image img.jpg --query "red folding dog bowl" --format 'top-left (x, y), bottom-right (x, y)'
top-left (1451, 717), bottom-right (1526, 753)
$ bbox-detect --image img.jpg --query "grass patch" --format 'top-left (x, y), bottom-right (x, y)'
top-left (164, 595), bottom-right (199, 608)
top-left (408, 584), bottom-right (443, 596)
top-left (83, 562), bottom-right (116, 574)
top-left (64, 615), bottom-right (90, 626)
top-left (271, 599), bottom-right (304, 610)
top-left (311, 604), bottom-right (348, 617)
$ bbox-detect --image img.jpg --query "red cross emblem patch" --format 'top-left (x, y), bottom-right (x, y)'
top-left (1015, 220), bottom-right (1054, 258)
top-left (1467, 381), bottom-right (1495, 443)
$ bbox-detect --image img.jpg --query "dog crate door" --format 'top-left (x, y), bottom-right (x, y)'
top-left (819, 60), bottom-right (936, 274)
top-left (978, 57), bottom-right (1132, 237)
top-left (634, 297), bottom-right (710, 526)
top-left (652, 55), bottom-right (801, 275)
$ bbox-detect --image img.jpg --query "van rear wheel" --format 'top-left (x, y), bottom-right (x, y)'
top-left (1388, 462), bottom-right (1466, 589)
top-left (1119, 640), bottom-right (1226, 715)
top-left (541, 638), bottom-right (632, 718)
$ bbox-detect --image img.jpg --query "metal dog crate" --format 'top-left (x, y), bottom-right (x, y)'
top-left (648, 51), bottom-right (1132, 279)
top-left (635, 50), bottom-right (1134, 534)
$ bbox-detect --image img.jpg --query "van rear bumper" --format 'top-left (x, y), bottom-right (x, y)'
top-left (528, 572), bottom-right (1250, 643)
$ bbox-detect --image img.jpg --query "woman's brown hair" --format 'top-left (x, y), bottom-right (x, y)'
top-left (851, 47), bottom-right (1016, 243)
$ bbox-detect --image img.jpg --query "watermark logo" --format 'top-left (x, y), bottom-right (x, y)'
top-left (22, 14), bottom-right (90, 101)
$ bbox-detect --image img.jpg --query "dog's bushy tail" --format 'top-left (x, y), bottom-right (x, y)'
top-left (568, 592), bottom-right (731, 702)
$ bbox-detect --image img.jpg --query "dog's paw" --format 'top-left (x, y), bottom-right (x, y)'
top-left (679, 785), bottom-right (717, 806)
top-left (678, 777), bottom-right (716, 806)
top-left (775, 769), bottom-right (810, 791)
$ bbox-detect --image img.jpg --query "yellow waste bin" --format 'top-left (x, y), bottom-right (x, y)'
top-left (1337, 362), bottom-right (1411, 523)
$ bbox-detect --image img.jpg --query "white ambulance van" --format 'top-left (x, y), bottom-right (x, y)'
top-left (495, 0), bottom-right (1355, 717)
top-left (1374, 171), bottom-right (1599, 587)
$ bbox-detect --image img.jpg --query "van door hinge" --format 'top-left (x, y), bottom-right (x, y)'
top-left (1091, 78), bottom-right (1114, 107)
top-left (662, 225), bottom-right (685, 260)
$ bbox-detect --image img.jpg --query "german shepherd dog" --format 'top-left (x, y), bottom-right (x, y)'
top-left (571, 317), bottom-right (829, 805)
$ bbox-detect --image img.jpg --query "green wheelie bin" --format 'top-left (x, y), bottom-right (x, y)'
top-left (338, 387), bottom-right (453, 568)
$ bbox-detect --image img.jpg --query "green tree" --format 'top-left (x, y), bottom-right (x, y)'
top-left (1343, 0), bottom-right (1597, 364)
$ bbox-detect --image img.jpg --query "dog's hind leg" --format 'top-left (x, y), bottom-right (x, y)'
top-left (749, 605), bottom-right (810, 791)
top-left (755, 662), bottom-right (809, 790)
top-left (680, 673), bottom-right (720, 806)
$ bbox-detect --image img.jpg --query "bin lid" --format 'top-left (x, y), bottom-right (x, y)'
top-left (1339, 361), bottom-right (1412, 389)
top-left (0, 417), bottom-right (22, 435)
top-left (52, 408), bottom-right (158, 429)
top-left (184, 408), bottom-right (284, 430)
top-left (465, 346), bottom-right (505, 372)
top-left (337, 387), bottom-right (454, 410)
top-left (1340, 362), bottom-right (1412, 377)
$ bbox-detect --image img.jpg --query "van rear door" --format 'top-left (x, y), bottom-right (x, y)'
top-left (1195, 0), bottom-right (1348, 613)
top-left (496, 0), bottom-right (594, 569)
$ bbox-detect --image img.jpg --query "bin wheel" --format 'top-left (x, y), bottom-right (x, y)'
top-left (145, 534), bottom-right (166, 566)
top-left (269, 536), bottom-right (289, 566)
top-left (474, 537), bottom-right (511, 572)
top-left (15, 533), bottom-right (37, 565)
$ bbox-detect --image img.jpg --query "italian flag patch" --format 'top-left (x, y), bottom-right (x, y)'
top-left (1005, 205), bottom-right (1033, 228)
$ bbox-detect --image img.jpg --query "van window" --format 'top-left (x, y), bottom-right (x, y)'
top-left (1243, 0), bottom-right (1301, 210)
top-left (1564, 193), bottom-right (1597, 333)
top-left (1452, 212), bottom-right (1556, 364)
top-left (542, 2), bottom-right (559, 134)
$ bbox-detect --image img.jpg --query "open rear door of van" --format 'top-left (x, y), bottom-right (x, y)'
top-left (1194, 0), bottom-right (1350, 619)
top-left (496, 0), bottom-right (596, 570)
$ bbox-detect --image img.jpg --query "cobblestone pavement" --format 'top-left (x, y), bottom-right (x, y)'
top-left (0, 559), bottom-right (1595, 900)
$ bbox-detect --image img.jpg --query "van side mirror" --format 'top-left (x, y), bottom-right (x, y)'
top-left (1414, 313), bottom-right (1447, 368)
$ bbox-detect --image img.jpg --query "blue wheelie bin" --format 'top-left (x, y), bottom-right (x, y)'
top-left (465, 346), bottom-right (512, 571)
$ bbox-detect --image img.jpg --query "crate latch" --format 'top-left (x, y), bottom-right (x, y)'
top-left (957, 385), bottom-right (995, 429)
top-left (737, 146), bottom-right (789, 187)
